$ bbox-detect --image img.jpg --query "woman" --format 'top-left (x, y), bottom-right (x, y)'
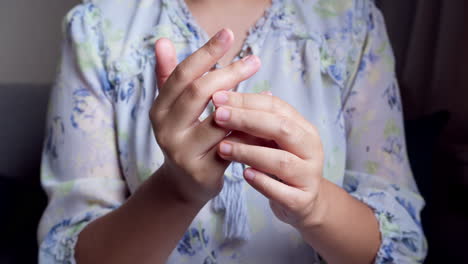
top-left (38, 0), bottom-right (427, 263)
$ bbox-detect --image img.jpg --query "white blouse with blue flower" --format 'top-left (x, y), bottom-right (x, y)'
top-left (38, 0), bottom-right (427, 263)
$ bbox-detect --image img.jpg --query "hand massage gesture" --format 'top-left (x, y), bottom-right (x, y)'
top-left (151, 27), bottom-right (380, 264)
top-left (151, 28), bottom-right (265, 205)
top-left (77, 28), bottom-right (380, 264)
top-left (151, 27), bottom-right (325, 229)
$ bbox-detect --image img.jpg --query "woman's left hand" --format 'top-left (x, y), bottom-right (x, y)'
top-left (212, 90), bottom-right (328, 229)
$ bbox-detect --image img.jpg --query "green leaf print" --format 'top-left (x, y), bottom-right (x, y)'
top-left (251, 80), bottom-right (271, 93)
top-left (384, 119), bottom-right (400, 138)
top-left (58, 181), bottom-right (75, 196)
top-left (314, 0), bottom-right (352, 18)
top-left (378, 213), bottom-right (400, 237)
top-left (77, 41), bottom-right (98, 70)
top-left (102, 18), bottom-right (124, 43)
top-left (365, 161), bottom-right (380, 174)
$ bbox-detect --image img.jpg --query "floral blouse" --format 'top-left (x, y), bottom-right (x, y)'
top-left (38, 0), bottom-right (427, 263)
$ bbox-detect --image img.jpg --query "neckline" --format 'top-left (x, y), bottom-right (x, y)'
top-left (170, 0), bottom-right (283, 68)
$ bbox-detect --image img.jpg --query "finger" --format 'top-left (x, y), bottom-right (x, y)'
top-left (157, 28), bottom-right (234, 111)
top-left (188, 113), bottom-right (269, 157)
top-left (217, 140), bottom-right (312, 187)
top-left (186, 113), bottom-right (230, 157)
top-left (199, 141), bottom-right (231, 176)
top-left (155, 38), bottom-right (178, 89)
top-left (243, 167), bottom-right (307, 210)
top-left (214, 107), bottom-right (317, 160)
top-left (212, 91), bottom-right (314, 132)
top-left (196, 131), bottom-right (267, 177)
top-left (225, 130), bottom-right (272, 147)
top-left (169, 55), bottom-right (261, 129)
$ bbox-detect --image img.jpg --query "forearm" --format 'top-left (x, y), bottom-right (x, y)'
top-left (75, 168), bottom-right (204, 264)
top-left (299, 180), bottom-right (381, 264)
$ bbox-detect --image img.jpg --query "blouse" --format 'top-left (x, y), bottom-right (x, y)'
top-left (38, 0), bottom-right (427, 263)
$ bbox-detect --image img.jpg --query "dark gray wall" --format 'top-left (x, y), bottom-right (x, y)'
top-left (0, 0), bottom-right (79, 84)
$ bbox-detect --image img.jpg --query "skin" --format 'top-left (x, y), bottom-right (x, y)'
top-left (76, 29), bottom-right (265, 264)
top-left (75, 1), bottom-right (382, 263)
top-left (185, 0), bottom-right (271, 67)
top-left (212, 91), bottom-right (382, 264)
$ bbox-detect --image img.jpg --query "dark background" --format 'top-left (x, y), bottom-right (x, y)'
top-left (0, 0), bottom-right (467, 263)
top-left (376, 1), bottom-right (468, 262)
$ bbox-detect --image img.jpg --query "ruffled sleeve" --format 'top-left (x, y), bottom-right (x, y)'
top-left (37, 3), bottom-right (128, 263)
top-left (342, 2), bottom-right (428, 263)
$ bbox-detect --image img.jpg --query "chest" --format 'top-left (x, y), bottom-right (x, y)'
top-left (185, 0), bottom-right (272, 67)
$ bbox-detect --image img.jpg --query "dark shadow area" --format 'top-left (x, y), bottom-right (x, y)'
top-left (376, 0), bottom-right (468, 263)
top-left (0, 85), bottom-right (50, 264)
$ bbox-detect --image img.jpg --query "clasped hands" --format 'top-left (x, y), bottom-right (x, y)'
top-left (150, 28), bottom-right (328, 231)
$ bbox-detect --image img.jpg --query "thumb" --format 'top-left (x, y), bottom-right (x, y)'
top-left (155, 38), bottom-right (178, 89)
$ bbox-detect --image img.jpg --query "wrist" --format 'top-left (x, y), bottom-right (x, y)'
top-left (148, 165), bottom-right (206, 211)
top-left (297, 178), bottom-right (330, 231)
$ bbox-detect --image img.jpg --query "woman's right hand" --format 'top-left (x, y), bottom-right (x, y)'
top-left (149, 28), bottom-right (261, 206)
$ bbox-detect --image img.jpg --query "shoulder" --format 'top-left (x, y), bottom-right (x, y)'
top-left (61, 0), bottom-right (171, 90)
top-left (290, 0), bottom-right (375, 33)
top-left (286, 0), bottom-right (384, 87)
top-left (63, 0), bottom-right (164, 60)
top-left (66, 0), bottom-right (164, 31)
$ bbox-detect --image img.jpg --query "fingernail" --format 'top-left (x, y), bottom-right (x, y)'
top-left (213, 91), bottom-right (229, 105)
top-left (242, 55), bottom-right (258, 67)
top-left (244, 169), bottom-right (256, 180)
top-left (216, 107), bottom-right (230, 121)
top-left (220, 142), bottom-right (233, 155)
top-left (215, 29), bottom-right (229, 43)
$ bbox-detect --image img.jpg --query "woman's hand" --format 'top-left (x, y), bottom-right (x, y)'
top-left (212, 91), bottom-right (328, 229)
top-left (150, 28), bottom-right (263, 206)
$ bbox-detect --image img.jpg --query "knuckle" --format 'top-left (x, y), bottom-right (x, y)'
top-left (279, 117), bottom-right (294, 138)
top-left (279, 118), bottom-right (305, 146)
top-left (216, 66), bottom-right (242, 90)
top-left (226, 91), bottom-right (242, 108)
top-left (240, 111), bottom-right (255, 131)
top-left (297, 126), bottom-right (307, 143)
top-left (240, 93), bottom-right (248, 109)
top-left (230, 142), bottom-right (238, 156)
top-left (271, 96), bottom-right (283, 114)
top-left (231, 143), bottom-right (243, 159)
top-left (259, 175), bottom-right (272, 191)
top-left (232, 60), bottom-right (248, 77)
top-left (278, 153), bottom-right (296, 177)
top-left (292, 126), bottom-right (307, 146)
top-left (186, 81), bottom-right (206, 99)
top-left (173, 66), bottom-right (189, 83)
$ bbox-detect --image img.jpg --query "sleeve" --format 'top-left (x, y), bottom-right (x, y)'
top-left (341, 3), bottom-right (428, 263)
top-left (37, 3), bottom-right (128, 263)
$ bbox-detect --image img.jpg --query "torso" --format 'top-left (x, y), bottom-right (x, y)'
top-left (38, 1), bottom-right (427, 263)
top-left (85, 0), bottom-right (369, 262)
